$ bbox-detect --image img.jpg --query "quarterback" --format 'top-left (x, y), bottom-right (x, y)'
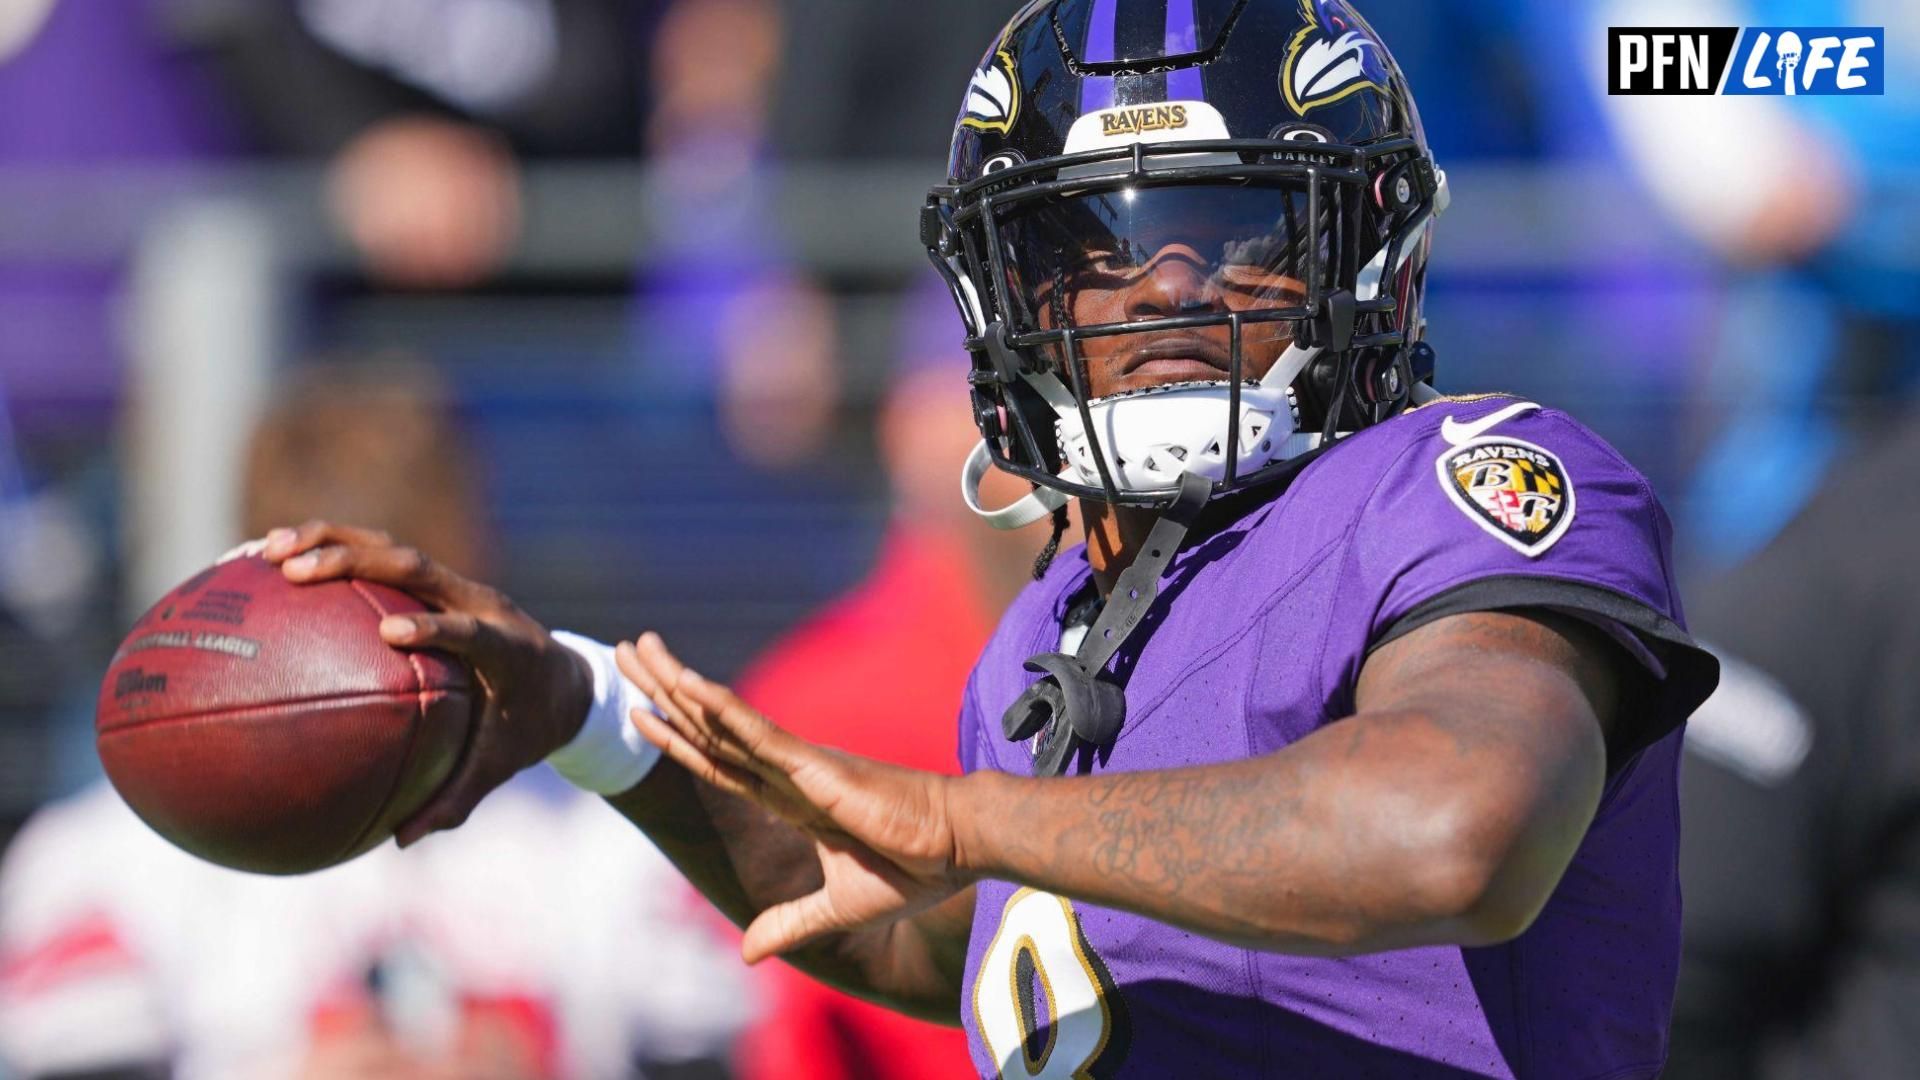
top-left (265, 0), bottom-right (1720, 1075)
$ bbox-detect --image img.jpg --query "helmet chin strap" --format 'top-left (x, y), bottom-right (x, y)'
top-left (962, 440), bottom-right (1072, 530)
top-left (1004, 470), bottom-right (1214, 775)
top-left (1261, 340), bottom-right (1324, 392)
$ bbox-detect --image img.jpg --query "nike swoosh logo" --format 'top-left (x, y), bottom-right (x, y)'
top-left (1440, 401), bottom-right (1540, 446)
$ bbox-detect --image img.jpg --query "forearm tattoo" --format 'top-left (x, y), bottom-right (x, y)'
top-left (970, 610), bottom-right (1617, 949)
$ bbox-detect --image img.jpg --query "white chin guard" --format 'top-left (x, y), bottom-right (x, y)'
top-left (1054, 340), bottom-right (1321, 496)
top-left (959, 342), bottom-right (1327, 528)
top-left (1056, 380), bottom-right (1306, 493)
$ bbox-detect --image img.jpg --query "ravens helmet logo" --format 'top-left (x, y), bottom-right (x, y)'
top-left (1281, 0), bottom-right (1392, 115)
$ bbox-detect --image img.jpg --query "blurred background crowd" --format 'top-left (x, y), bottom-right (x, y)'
top-left (0, 0), bottom-right (1914, 1077)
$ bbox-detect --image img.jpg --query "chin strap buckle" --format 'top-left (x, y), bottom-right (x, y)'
top-left (1002, 472), bottom-right (1211, 776)
top-left (1313, 289), bottom-right (1356, 355)
top-left (982, 321), bottom-right (1026, 384)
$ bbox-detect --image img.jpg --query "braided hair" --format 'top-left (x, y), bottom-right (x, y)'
top-left (1032, 503), bottom-right (1071, 579)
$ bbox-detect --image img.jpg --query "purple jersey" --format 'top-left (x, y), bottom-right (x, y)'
top-left (957, 396), bottom-right (1717, 1078)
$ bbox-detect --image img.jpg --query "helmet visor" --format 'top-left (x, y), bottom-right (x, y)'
top-left (993, 181), bottom-right (1328, 333)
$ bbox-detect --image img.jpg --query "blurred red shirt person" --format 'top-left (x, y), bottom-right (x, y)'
top-left (733, 527), bottom-right (986, 1080)
top-left (730, 285), bottom-right (1042, 1080)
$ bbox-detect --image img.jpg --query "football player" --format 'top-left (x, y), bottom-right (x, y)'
top-left (264, 0), bottom-right (1720, 1074)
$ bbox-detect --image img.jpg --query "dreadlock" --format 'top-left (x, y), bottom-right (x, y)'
top-left (1028, 261), bottom-right (1080, 582)
top-left (1032, 503), bottom-right (1071, 579)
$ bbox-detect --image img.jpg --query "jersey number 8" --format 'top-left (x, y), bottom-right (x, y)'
top-left (972, 888), bottom-right (1127, 1078)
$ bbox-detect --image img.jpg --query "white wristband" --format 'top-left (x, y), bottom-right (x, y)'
top-left (545, 631), bottom-right (663, 795)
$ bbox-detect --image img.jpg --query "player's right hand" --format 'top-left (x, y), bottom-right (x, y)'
top-left (263, 521), bottom-right (593, 846)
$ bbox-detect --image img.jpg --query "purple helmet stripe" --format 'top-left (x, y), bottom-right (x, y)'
top-left (1163, 0), bottom-right (1197, 54)
top-left (1164, 0), bottom-right (1203, 100)
top-left (1079, 0), bottom-right (1119, 112)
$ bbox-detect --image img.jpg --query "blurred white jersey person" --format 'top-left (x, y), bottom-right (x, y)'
top-left (0, 777), bottom-right (755, 1079)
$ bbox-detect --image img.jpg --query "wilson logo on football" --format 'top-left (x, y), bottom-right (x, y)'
top-left (962, 50), bottom-right (1019, 134)
top-left (1437, 438), bottom-right (1575, 557)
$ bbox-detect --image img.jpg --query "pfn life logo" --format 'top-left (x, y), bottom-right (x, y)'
top-left (1609, 26), bottom-right (1884, 95)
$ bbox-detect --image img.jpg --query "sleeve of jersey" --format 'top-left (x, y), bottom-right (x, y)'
top-left (1336, 407), bottom-right (1719, 762)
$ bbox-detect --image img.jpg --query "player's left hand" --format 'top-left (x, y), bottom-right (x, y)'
top-left (616, 632), bottom-right (970, 963)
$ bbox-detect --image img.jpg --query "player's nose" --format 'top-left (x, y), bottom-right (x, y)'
top-left (1125, 245), bottom-right (1222, 320)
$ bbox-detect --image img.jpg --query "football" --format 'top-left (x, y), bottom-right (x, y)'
top-left (95, 546), bottom-right (473, 875)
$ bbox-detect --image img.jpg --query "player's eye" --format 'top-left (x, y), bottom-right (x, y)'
top-left (1077, 247), bottom-right (1143, 276)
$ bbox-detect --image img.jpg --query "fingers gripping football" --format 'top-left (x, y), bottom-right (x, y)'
top-left (263, 520), bottom-right (592, 847)
top-left (271, 521), bottom-right (477, 611)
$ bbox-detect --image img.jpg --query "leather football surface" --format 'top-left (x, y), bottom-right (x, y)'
top-left (96, 555), bottom-right (472, 874)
